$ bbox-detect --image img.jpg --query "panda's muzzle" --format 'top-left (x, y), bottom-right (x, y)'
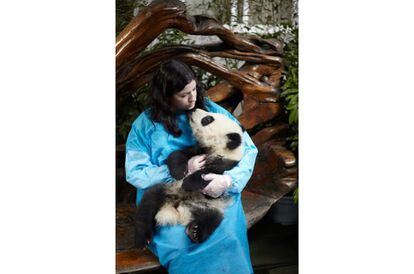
top-left (186, 108), bottom-right (197, 122)
top-left (201, 115), bottom-right (215, 126)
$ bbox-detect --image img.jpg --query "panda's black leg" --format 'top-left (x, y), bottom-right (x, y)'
top-left (134, 184), bottom-right (167, 249)
top-left (181, 170), bottom-right (210, 191)
top-left (186, 208), bottom-right (223, 243)
top-left (181, 158), bottom-right (238, 192)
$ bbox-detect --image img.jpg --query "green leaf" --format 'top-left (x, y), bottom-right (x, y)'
top-left (293, 188), bottom-right (299, 204)
top-left (289, 108), bottom-right (298, 124)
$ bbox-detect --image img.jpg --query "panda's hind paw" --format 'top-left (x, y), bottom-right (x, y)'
top-left (186, 222), bottom-right (201, 243)
top-left (186, 221), bottom-right (214, 243)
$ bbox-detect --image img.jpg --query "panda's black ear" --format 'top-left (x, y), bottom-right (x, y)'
top-left (226, 133), bottom-right (242, 150)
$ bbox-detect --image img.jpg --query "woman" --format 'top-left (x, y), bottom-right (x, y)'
top-left (125, 59), bottom-right (258, 274)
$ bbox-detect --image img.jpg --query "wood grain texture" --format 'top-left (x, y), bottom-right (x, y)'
top-left (245, 140), bottom-right (298, 199)
top-left (116, 249), bottom-right (161, 273)
top-left (252, 123), bottom-right (290, 146)
top-left (238, 96), bottom-right (283, 129)
top-left (205, 64), bottom-right (283, 103)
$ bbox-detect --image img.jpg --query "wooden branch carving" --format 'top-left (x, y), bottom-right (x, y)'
top-left (252, 124), bottom-right (290, 146)
top-left (245, 140), bottom-right (297, 198)
top-left (206, 63), bottom-right (283, 102)
top-left (117, 52), bottom-right (279, 103)
top-left (116, 0), bottom-right (282, 69)
top-left (117, 45), bottom-right (282, 91)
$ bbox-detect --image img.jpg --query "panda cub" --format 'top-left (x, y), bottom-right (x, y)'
top-left (134, 108), bottom-right (245, 248)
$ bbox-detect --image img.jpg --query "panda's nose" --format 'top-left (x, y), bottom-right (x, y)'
top-left (186, 109), bottom-right (196, 121)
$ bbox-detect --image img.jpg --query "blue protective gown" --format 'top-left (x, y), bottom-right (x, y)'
top-left (125, 99), bottom-right (258, 274)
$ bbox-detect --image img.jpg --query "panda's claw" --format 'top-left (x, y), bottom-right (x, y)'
top-left (186, 222), bottom-right (200, 243)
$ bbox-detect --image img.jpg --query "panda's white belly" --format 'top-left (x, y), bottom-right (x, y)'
top-left (155, 203), bottom-right (193, 226)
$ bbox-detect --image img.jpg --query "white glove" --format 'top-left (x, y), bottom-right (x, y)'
top-left (201, 173), bottom-right (232, 198)
top-left (187, 154), bottom-right (207, 175)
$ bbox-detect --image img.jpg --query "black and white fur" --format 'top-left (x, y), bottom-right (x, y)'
top-left (134, 108), bottom-right (245, 248)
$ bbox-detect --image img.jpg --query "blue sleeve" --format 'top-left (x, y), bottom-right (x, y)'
top-left (206, 99), bottom-right (258, 194)
top-left (125, 112), bottom-right (174, 190)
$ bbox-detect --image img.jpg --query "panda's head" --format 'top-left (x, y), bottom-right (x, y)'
top-left (188, 108), bottom-right (244, 160)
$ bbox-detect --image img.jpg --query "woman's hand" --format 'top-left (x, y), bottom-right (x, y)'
top-left (187, 154), bottom-right (207, 175)
top-left (201, 174), bottom-right (232, 198)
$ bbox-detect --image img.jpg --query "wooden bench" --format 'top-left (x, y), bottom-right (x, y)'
top-left (116, 189), bottom-right (294, 273)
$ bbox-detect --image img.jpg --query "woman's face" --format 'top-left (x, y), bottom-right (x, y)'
top-left (171, 80), bottom-right (197, 110)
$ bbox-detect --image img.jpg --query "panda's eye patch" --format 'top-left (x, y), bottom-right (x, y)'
top-left (201, 115), bottom-right (215, 126)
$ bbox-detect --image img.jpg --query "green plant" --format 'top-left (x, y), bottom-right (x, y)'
top-left (293, 188), bottom-right (298, 204)
top-left (147, 29), bottom-right (195, 52)
top-left (280, 28), bottom-right (298, 152)
top-left (116, 0), bottom-right (143, 36)
top-left (279, 28), bottom-right (299, 202)
top-left (117, 84), bottom-right (150, 142)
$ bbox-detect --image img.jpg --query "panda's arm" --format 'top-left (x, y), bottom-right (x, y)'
top-left (125, 113), bottom-right (174, 190)
top-left (166, 144), bottom-right (204, 180)
top-left (205, 99), bottom-right (259, 194)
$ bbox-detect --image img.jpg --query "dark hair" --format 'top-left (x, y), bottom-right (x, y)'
top-left (149, 59), bottom-right (207, 137)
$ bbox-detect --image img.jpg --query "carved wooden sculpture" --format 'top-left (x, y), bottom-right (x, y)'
top-left (116, 0), bottom-right (297, 272)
